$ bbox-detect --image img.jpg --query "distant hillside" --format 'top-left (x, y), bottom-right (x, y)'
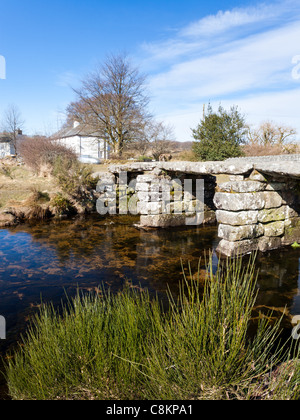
top-left (171, 141), bottom-right (193, 151)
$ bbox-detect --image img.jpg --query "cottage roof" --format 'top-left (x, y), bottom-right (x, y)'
top-left (0, 134), bottom-right (11, 143)
top-left (54, 122), bottom-right (102, 139)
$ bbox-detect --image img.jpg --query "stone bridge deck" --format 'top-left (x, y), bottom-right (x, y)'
top-left (106, 155), bottom-right (300, 257)
top-left (109, 155), bottom-right (300, 178)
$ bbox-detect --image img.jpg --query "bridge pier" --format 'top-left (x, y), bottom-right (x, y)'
top-left (135, 172), bottom-right (216, 228)
top-left (214, 170), bottom-right (300, 256)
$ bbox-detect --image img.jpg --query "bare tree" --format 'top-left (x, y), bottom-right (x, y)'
top-left (247, 121), bottom-right (297, 146)
top-left (1, 104), bottom-right (25, 154)
top-left (67, 53), bottom-right (151, 157)
top-left (125, 135), bottom-right (150, 157)
top-left (146, 121), bottom-right (175, 160)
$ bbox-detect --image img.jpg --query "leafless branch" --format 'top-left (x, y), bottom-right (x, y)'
top-left (1, 104), bottom-right (25, 154)
top-left (67, 53), bottom-right (151, 157)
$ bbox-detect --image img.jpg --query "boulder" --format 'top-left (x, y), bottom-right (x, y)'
top-left (247, 170), bottom-right (267, 182)
top-left (218, 223), bottom-right (264, 242)
top-left (216, 238), bottom-right (259, 257)
top-left (136, 201), bottom-right (164, 215)
top-left (216, 210), bottom-right (258, 226)
top-left (258, 206), bottom-right (286, 223)
top-left (139, 214), bottom-right (186, 228)
top-left (218, 180), bottom-right (265, 193)
top-left (263, 221), bottom-right (285, 237)
top-left (258, 237), bottom-right (282, 252)
top-left (213, 192), bottom-right (265, 211)
top-left (282, 217), bottom-right (300, 245)
top-left (137, 191), bottom-right (162, 202)
top-left (262, 191), bottom-right (282, 209)
top-left (265, 182), bottom-right (286, 191)
top-left (254, 162), bottom-right (300, 178)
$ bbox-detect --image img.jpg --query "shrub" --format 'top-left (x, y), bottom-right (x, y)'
top-left (50, 193), bottom-right (74, 216)
top-left (137, 155), bottom-right (152, 162)
top-left (243, 143), bottom-right (284, 157)
top-left (244, 121), bottom-right (298, 157)
top-left (28, 187), bottom-right (50, 204)
top-left (5, 255), bottom-right (300, 400)
top-left (52, 155), bottom-right (97, 200)
top-left (19, 137), bottom-right (97, 210)
top-left (192, 104), bottom-right (247, 161)
top-left (19, 136), bottom-right (77, 175)
top-left (176, 150), bottom-right (198, 161)
top-left (243, 141), bottom-right (299, 157)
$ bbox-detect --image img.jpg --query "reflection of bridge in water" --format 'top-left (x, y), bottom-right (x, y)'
top-left (106, 154), bottom-right (300, 256)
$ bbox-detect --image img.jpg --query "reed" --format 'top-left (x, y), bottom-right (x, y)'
top-left (5, 254), bottom-right (300, 400)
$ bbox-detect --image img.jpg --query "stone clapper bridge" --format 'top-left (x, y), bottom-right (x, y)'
top-left (96, 155), bottom-right (300, 257)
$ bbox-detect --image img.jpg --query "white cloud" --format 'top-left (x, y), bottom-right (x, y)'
top-left (140, 1), bottom-right (300, 142)
top-left (180, 5), bottom-right (275, 38)
top-left (150, 21), bottom-right (300, 97)
top-left (141, 1), bottom-right (298, 65)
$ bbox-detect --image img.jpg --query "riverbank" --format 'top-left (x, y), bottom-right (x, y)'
top-left (0, 159), bottom-right (54, 226)
top-left (0, 158), bottom-right (106, 227)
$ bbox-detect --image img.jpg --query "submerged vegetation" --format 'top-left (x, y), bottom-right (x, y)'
top-left (5, 254), bottom-right (300, 400)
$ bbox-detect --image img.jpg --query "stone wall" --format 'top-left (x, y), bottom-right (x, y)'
top-left (214, 169), bottom-right (300, 256)
top-left (96, 168), bottom-right (217, 228)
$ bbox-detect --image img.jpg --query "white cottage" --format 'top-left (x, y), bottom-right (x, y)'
top-left (54, 121), bottom-right (109, 162)
top-left (0, 130), bottom-right (24, 158)
top-left (0, 136), bottom-right (14, 158)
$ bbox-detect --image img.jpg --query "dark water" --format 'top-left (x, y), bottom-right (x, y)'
top-left (0, 214), bottom-right (300, 397)
top-left (0, 215), bottom-right (220, 350)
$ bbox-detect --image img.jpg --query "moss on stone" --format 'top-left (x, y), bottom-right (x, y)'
top-left (258, 207), bottom-right (286, 223)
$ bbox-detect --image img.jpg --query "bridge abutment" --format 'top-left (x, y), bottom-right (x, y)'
top-left (214, 170), bottom-right (300, 256)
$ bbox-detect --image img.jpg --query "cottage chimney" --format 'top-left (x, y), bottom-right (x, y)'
top-left (73, 121), bottom-right (80, 128)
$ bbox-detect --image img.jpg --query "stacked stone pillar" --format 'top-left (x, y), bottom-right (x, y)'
top-left (135, 172), bottom-right (216, 228)
top-left (214, 170), bottom-right (300, 256)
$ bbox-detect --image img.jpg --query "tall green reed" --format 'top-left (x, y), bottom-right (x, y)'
top-left (5, 254), bottom-right (300, 400)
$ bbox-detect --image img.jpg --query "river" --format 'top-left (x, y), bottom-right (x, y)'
top-left (0, 214), bottom-right (300, 397)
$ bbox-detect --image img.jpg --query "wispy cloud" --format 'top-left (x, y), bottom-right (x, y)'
top-left (150, 22), bottom-right (300, 97)
top-left (55, 71), bottom-right (80, 88)
top-left (180, 5), bottom-right (275, 38)
top-left (139, 0), bottom-right (300, 141)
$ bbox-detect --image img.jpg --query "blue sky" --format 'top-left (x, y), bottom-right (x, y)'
top-left (0, 0), bottom-right (300, 141)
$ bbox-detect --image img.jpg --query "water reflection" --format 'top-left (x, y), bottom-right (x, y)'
top-left (0, 214), bottom-right (300, 352)
top-left (255, 248), bottom-right (300, 321)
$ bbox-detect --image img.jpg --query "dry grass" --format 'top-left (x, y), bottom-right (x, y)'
top-left (173, 150), bottom-right (198, 161)
top-left (0, 164), bottom-right (57, 210)
top-left (243, 143), bottom-right (299, 157)
top-left (0, 159), bottom-right (102, 222)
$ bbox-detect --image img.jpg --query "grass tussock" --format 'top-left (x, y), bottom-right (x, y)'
top-left (0, 165), bottom-right (56, 210)
top-left (5, 188), bottom-right (52, 221)
top-left (5, 255), bottom-right (300, 400)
